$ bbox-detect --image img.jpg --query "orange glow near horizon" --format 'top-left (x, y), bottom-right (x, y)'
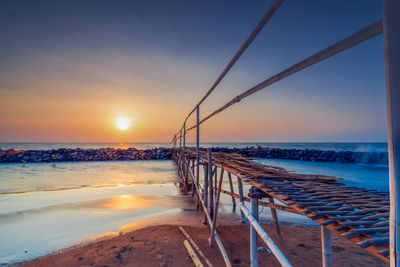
top-left (0, 50), bottom-right (386, 143)
top-left (0, 2), bottom-right (388, 143)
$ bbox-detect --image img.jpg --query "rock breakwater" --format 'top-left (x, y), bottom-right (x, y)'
top-left (0, 147), bottom-right (173, 163)
top-left (211, 146), bottom-right (388, 165)
top-left (0, 146), bottom-right (388, 165)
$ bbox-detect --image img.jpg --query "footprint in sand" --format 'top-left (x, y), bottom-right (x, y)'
top-left (145, 241), bottom-right (157, 253)
top-left (160, 254), bottom-right (173, 267)
top-left (156, 251), bottom-right (165, 262)
top-left (119, 246), bottom-right (133, 253)
top-left (233, 258), bottom-right (242, 264)
top-left (146, 246), bottom-right (156, 253)
top-left (298, 243), bottom-right (314, 250)
top-left (333, 245), bottom-right (345, 252)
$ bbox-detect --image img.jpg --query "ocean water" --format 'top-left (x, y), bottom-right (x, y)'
top-left (0, 142), bottom-right (389, 265)
top-left (0, 161), bottom-right (189, 265)
top-left (0, 142), bottom-right (388, 152)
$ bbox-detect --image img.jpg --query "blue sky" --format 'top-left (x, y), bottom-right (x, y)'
top-left (0, 0), bottom-right (387, 142)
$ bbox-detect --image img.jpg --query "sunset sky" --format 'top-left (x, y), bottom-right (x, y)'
top-left (0, 0), bottom-right (386, 142)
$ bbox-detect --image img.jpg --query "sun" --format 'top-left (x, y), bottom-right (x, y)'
top-left (115, 118), bottom-right (131, 131)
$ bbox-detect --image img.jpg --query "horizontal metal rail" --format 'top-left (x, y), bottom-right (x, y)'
top-left (171, 3), bottom-right (391, 265)
top-left (173, 0), bottom-right (283, 139)
top-left (239, 202), bottom-right (292, 267)
top-left (183, 19), bottom-right (382, 133)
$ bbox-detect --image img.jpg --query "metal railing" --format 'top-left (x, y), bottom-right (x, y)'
top-left (172, 0), bottom-right (399, 266)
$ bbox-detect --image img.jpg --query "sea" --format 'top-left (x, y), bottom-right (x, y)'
top-left (0, 142), bottom-right (389, 265)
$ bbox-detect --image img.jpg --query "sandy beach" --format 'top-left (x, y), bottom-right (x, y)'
top-left (18, 211), bottom-right (388, 267)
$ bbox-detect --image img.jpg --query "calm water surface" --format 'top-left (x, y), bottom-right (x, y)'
top-left (0, 161), bottom-right (185, 265)
top-left (0, 142), bottom-right (389, 265)
top-left (0, 142), bottom-right (388, 152)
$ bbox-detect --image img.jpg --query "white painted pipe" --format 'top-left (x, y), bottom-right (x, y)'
top-left (383, 1), bottom-right (400, 266)
top-left (203, 164), bottom-right (208, 224)
top-left (193, 178), bottom-right (232, 267)
top-left (321, 226), bottom-right (332, 267)
top-left (183, 122), bottom-right (186, 188)
top-left (237, 178), bottom-right (246, 223)
top-left (239, 202), bottom-right (292, 267)
top-left (196, 106), bottom-right (200, 206)
top-left (250, 197), bottom-right (259, 267)
top-left (208, 149), bottom-right (213, 218)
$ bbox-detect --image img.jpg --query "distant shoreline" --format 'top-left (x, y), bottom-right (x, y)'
top-left (0, 146), bottom-right (388, 165)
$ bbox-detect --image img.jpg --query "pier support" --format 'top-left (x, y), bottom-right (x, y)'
top-left (208, 149), bottom-right (214, 219)
top-left (184, 157), bottom-right (190, 192)
top-left (210, 169), bottom-right (224, 246)
top-left (203, 163), bottom-right (208, 225)
top-left (196, 106), bottom-right (200, 209)
top-left (191, 158), bottom-right (195, 196)
top-left (321, 226), bottom-right (332, 267)
top-left (237, 177), bottom-right (246, 223)
top-left (383, 0), bottom-right (400, 265)
top-left (183, 123), bottom-right (187, 191)
top-left (228, 173), bottom-right (236, 210)
top-left (191, 165), bottom-right (231, 266)
top-left (268, 197), bottom-right (282, 240)
top-left (239, 201), bottom-right (292, 267)
top-left (250, 195), bottom-right (259, 267)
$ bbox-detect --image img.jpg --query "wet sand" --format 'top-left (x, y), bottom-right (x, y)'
top-left (19, 213), bottom-right (387, 267)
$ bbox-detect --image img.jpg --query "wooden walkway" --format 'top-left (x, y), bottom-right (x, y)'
top-left (169, 1), bottom-right (398, 264)
top-left (176, 148), bottom-right (389, 264)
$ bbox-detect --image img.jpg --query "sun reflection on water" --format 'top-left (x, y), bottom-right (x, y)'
top-left (93, 194), bottom-right (154, 210)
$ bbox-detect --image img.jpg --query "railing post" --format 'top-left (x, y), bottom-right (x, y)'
top-left (196, 106), bottom-right (200, 208)
top-left (208, 149), bottom-right (214, 219)
top-left (191, 158), bottom-right (195, 196)
top-left (172, 136), bottom-right (175, 160)
top-left (210, 169), bottom-right (224, 247)
top-left (228, 173), bottom-right (236, 210)
top-left (183, 122), bottom-right (187, 191)
top-left (179, 130), bottom-right (182, 166)
top-left (237, 177), bottom-right (246, 223)
top-left (268, 197), bottom-right (282, 240)
top-left (179, 130), bottom-right (182, 149)
top-left (383, 1), bottom-right (400, 265)
top-left (203, 162), bottom-right (208, 224)
top-left (321, 226), bottom-right (332, 267)
top-left (250, 194), bottom-right (259, 267)
top-left (175, 138), bottom-right (178, 161)
top-left (183, 123), bottom-right (186, 149)
top-left (239, 202), bottom-right (292, 267)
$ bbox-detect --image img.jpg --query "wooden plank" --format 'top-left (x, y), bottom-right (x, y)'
top-left (179, 226), bottom-right (213, 267)
top-left (183, 239), bottom-right (204, 267)
top-left (182, 149), bottom-right (390, 263)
